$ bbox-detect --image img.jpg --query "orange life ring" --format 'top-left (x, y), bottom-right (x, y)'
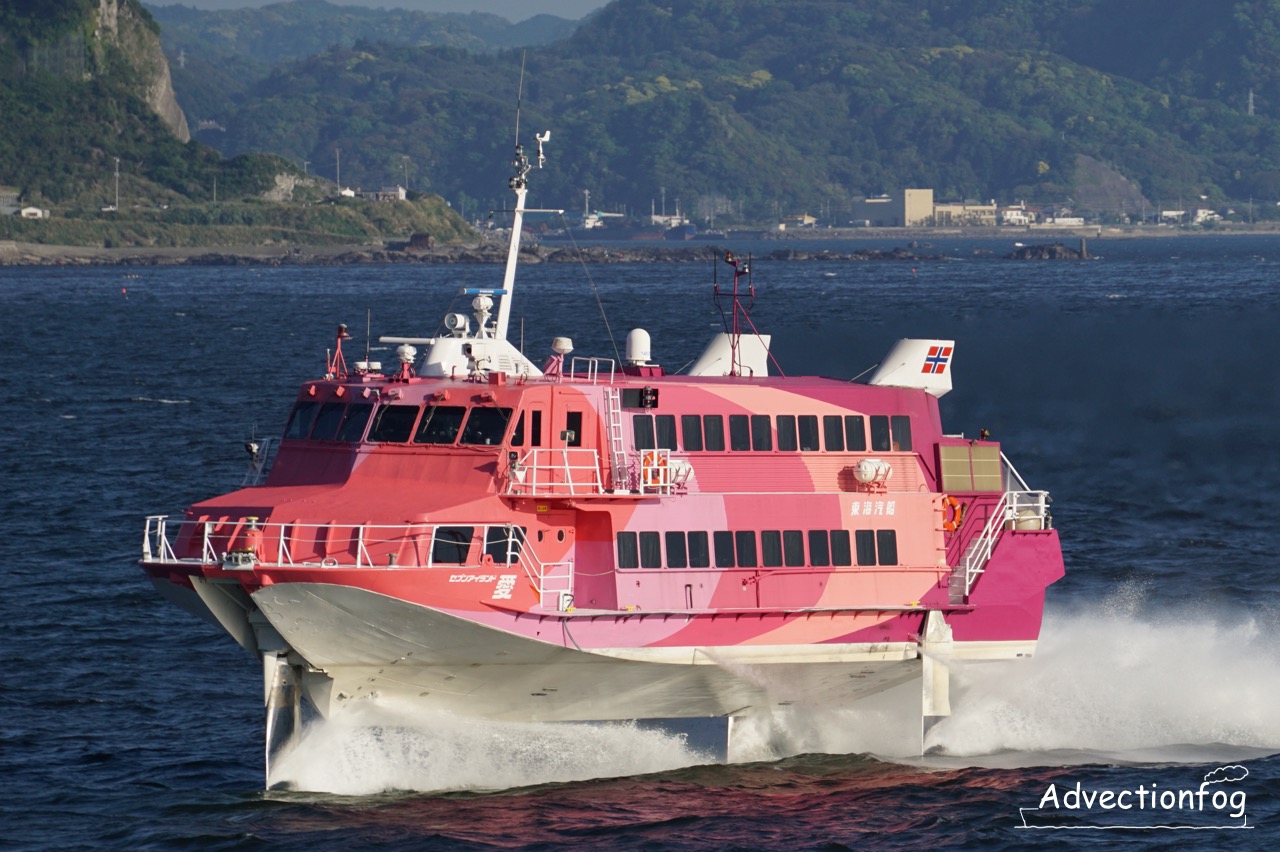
top-left (642, 451), bottom-right (668, 485)
top-left (942, 495), bottom-right (964, 533)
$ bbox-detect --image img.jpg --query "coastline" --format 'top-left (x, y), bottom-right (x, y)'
top-left (1, 224), bottom-right (1277, 267)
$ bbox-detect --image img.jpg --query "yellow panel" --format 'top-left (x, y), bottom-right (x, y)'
top-left (939, 445), bottom-right (973, 492)
top-left (971, 445), bottom-right (1003, 491)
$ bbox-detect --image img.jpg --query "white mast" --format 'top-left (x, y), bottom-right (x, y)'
top-left (495, 129), bottom-right (548, 342)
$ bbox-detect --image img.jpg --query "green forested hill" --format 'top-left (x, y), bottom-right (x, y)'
top-left (191, 0), bottom-right (1280, 222)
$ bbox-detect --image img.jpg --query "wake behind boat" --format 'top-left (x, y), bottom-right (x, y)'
top-left (139, 126), bottom-right (1064, 785)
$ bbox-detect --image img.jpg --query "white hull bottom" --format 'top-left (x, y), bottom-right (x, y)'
top-left (245, 583), bottom-right (1034, 724)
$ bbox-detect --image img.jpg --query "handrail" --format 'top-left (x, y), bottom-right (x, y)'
top-left (957, 490), bottom-right (1050, 598)
top-left (566, 356), bottom-right (616, 384)
top-left (504, 447), bottom-right (604, 495)
top-left (141, 515), bottom-right (576, 611)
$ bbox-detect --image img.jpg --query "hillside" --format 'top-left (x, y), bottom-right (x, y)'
top-left (179, 0), bottom-right (1280, 224)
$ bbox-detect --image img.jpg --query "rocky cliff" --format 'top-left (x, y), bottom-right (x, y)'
top-left (92, 0), bottom-right (189, 142)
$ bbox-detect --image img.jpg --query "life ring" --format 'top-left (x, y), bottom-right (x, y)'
top-left (642, 451), bottom-right (668, 486)
top-left (941, 495), bottom-right (965, 533)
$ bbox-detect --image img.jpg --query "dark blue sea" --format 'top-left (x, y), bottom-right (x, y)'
top-left (3, 234), bottom-right (1278, 848)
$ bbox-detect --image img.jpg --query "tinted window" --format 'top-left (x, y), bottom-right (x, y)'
top-left (511, 411), bottom-right (526, 447)
top-left (414, 405), bottom-right (466, 444)
top-left (830, 529), bottom-right (852, 566)
top-left (870, 415), bottom-right (892, 452)
top-left (665, 531), bottom-right (688, 568)
top-left (846, 415), bottom-right (867, 451)
top-left (484, 525), bottom-right (524, 563)
top-left (283, 401), bottom-right (319, 439)
top-left (688, 531), bottom-right (711, 568)
top-left (714, 531), bottom-right (736, 567)
top-left (368, 404), bottom-right (419, 443)
top-left (461, 407), bottom-right (512, 445)
top-left (311, 402), bottom-right (347, 440)
top-left (655, 415), bottom-right (677, 451)
top-left (639, 531), bottom-right (662, 568)
top-left (751, 415), bottom-right (773, 451)
top-left (891, 415), bottom-right (913, 451)
top-left (776, 415), bottom-right (798, 451)
top-left (823, 414), bottom-right (845, 451)
top-left (876, 530), bottom-right (899, 565)
top-left (565, 411), bottom-right (583, 447)
top-left (808, 529), bottom-right (830, 567)
top-left (703, 415), bottom-right (726, 451)
top-left (783, 530), bottom-right (805, 567)
top-left (681, 414), bottom-right (703, 451)
top-left (798, 415), bottom-right (820, 451)
top-left (729, 415), bottom-right (750, 451)
top-left (633, 414), bottom-right (655, 450)
top-left (761, 530), bottom-right (783, 567)
top-left (735, 531), bottom-right (758, 567)
top-left (855, 529), bottom-right (877, 566)
top-left (432, 526), bottom-right (473, 564)
top-left (531, 410), bottom-right (543, 446)
top-left (336, 404), bottom-right (373, 442)
top-left (616, 532), bottom-right (639, 569)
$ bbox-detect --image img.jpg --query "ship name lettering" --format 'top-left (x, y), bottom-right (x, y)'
top-left (493, 574), bottom-right (518, 600)
top-left (450, 574), bottom-right (497, 583)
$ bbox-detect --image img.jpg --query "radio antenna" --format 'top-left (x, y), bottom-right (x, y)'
top-left (514, 51), bottom-right (526, 149)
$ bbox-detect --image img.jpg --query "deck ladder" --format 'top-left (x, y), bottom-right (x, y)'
top-left (604, 387), bottom-right (629, 491)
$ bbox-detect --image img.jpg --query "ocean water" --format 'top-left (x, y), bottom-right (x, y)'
top-left (2, 234), bottom-right (1278, 848)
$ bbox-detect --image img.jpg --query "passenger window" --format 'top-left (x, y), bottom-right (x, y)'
top-left (681, 414), bottom-right (703, 451)
top-left (531, 410), bottom-right (543, 447)
top-left (846, 415), bottom-right (867, 451)
top-left (703, 415), bottom-right (726, 451)
top-left (511, 411), bottom-right (526, 447)
top-left (855, 530), bottom-right (877, 566)
top-left (830, 530), bottom-right (852, 566)
top-left (414, 405), bottom-right (466, 444)
top-left (283, 401), bottom-right (319, 440)
top-left (823, 414), bottom-right (844, 451)
top-left (565, 411), bottom-right (583, 447)
top-left (713, 531), bottom-right (736, 567)
top-left (687, 531), bottom-right (711, 567)
top-left (776, 416), bottom-right (798, 452)
top-left (728, 415), bottom-right (750, 451)
top-left (311, 402), bottom-right (347, 440)
top-left (665, 531), bottom-right (688, 568)
top-left (431, 526), bottom-right (473, 564)
top-left (616, 532), bottom-right (639, 569)
top-left (798, 415), bottom-right (820, 451)
top-left (633, 414), bottom-right (655, 450)
top-left (484, 525), bottom-right (525, 563)
top-left (461, 407), bottom-right (513, 445)
top-left (783, 530), bottom-right (805, 566)
top-left (735, 531), bottom-right (758, 567)
top-left (891, 415), bottom-right (913, 451)
top-left (639, 531), bottom-right (662, 568)
top-left (655, 415), bottom-right (677, 450)
top-left (808, 529), bottom-right (830, 567)
top-left (761, 530), bottom-right (783, 567)
top-left (870, 415), bottom-right (892, 452)
top-left (876, 530), bottom-right (899, 565)
top-left (751, 415), bottom-right (773, 451)
top-left (368, 404), bottom-right (420, 443)
top-left (336, 404), bottom-right (373, 442)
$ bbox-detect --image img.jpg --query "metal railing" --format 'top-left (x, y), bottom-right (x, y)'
top-left (563, 356), bottom-right (616, 384)
top-left (504, 448), bottom-right (605, 495)
top-left (955, 490), bottom-right (1051, 598)
top-left (141, 515), bottom-right (576, 611)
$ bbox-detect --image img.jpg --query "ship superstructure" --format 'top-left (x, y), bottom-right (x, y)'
top-left (140, 129), bottom-right (1063, 783)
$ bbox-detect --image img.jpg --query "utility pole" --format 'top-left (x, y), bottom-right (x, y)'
top-left (335, 147), bottom-right (341, 188)
top-left (113, 157), bottom-right (120, 210)
top-left (401, 155), bottom-right (409, 191)
top-left (302, 159), bottom-right (309, 176)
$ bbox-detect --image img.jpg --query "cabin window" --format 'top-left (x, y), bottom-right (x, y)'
top-left (703, 415), bottom-right (726, 451)
top-left (891, 416), bottom-right (913, 451)
top-left (687, 531), bottom-right (711, 567)
top-left (761, 530), bottom-right (783, 567)
top-left (751, 415), bottom-right (773, 451)
top-left (414, 405), bottom-right (466, 444)
top-left (632, 414), bottom-right (655, 450)
top-left (830, 530), bottom-right (853, 566)
top-left (776, 416), bottom-right (798, 452)
top-left (484, 525), bottom-right (525, 564)
top-left (798, 415), bottom-right (820, 451)
top-left (665, 531), bottom-right (688, 568)
top-left (855, 530), bottom-right (877, 566)
top-left (713, 531), bottom-right (736, 567)
top-left (783, 530), bottom-right (806, 566)
top-left (368, 404), bottom-right (419, 443)
top-left (461, 407), bottom-right (513, 446)
top-left (655, 415), bottom-right (678, 450)
top-left (616, 532), bottom-right (639, 569)
top-left (823, 415), bottom-right (845, 451)
top-left (565, 411), bottom-right (583, 447)
top-left (511, 411), bottom-right (526, 447)
top-left (283, 401), bottom-right (319, 439)
top-left (310, 402), bottom-right (347, 441)
top-left (639, 531), bottom-right (662, 569)
top-left (681, 414), bottom-right (703, 451)
top-left (531, 410), bottom-right (543, 447)
top-left (846, 415), bottom-right (867, 451)
top-left (728, 415), bottom-right (750, 451)
top-left (336, 404), bottom-right (373, 442)
top-left (620, 388), bottom-right (644, 408)
top-left (870, 416), bottom-right (892, 452)
top-left (876, 530), bottom-right (899, 565)
top-left (808, 530), bottom-right (830, 567)
top-left (735, 531), bottom-right (758, 567)
top-left (431, 526), bottom-right (473, 564)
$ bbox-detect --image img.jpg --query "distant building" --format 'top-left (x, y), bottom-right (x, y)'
top-left (18, 206), bottom-right (49, 219)
top-left (357, 186), bottom-right (407, 202)
top-left (999, 202), bottom-right (1037, 226)
top-left (933, 199), bottom-right (997, 227)
top-left (782, 213), bottom-right (817, 228)
top-left (1191, 208), bottom-right (1221, 224)
top-left (850, 189), bottom-right (934, 227)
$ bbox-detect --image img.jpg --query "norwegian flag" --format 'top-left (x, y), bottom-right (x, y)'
top-left (921, 345), bottom-right (953, 375)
